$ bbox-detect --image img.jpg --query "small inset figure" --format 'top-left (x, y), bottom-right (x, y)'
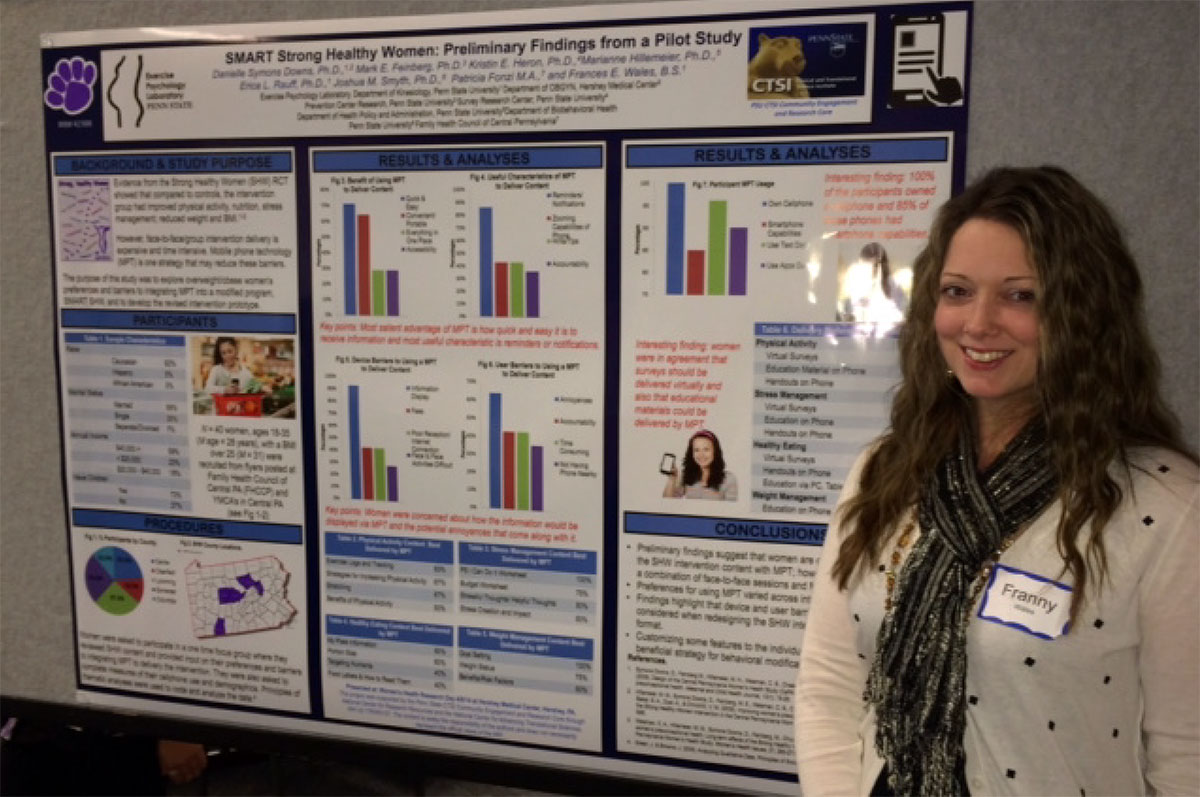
top-left (662, 429), bottom-right (738, 500)
top-left (837, 242), bottom-right (906, 324)
top-left (204, 336), bottom-right (257, 395)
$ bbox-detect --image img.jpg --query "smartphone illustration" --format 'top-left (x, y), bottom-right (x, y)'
top-left (659, 453), bottom-right (677, 475)
top-left (891, 13), bottom-right (944, 107)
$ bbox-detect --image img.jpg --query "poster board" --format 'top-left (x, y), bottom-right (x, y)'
top-left (39, 0), bottom-right (970, 791)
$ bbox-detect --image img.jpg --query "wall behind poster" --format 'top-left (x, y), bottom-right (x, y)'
top-left (1, 0), bottom-right (1197, 793)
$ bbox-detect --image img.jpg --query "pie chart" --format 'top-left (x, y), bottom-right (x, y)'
top-left (84, 546), bottom-right (144, 616)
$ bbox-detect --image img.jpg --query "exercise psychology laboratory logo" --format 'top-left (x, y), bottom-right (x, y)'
top-left (45, 56), bottom-right (98, 115)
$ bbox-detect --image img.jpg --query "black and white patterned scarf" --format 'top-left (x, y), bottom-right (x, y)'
top-left (865, 418), bottom-right (1059, 795)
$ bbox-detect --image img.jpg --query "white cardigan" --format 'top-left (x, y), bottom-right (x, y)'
top-left (795, 448), bottom-right (1199, 796)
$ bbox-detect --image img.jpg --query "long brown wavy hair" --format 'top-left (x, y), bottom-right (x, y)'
top-left (832, 166), bottom-right (1195, 620)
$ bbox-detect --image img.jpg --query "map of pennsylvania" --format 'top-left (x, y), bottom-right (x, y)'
top-left (184, 557), bottom-right (296, 638)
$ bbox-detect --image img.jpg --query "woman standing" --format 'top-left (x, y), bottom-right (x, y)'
top-left (795, 167), bottom-right (1197, 796)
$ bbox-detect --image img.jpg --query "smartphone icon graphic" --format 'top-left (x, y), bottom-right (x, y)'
top-left (891, 13), bottom-right (944, 107)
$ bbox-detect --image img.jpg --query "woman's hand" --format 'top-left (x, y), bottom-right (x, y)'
top-left (662, 467), bottom-right (681, 497)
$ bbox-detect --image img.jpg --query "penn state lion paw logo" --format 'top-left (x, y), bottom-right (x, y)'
top-left (45, 56), bottom-right (97, 115)
top-left (748, 33), bottom-right (810, 99)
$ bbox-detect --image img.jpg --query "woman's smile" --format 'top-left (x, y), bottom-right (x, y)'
top-left (962, 346), bottom-right (1013, 365)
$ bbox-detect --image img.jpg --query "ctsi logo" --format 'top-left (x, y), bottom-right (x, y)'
top-left (750, 77), bottom-right (801, 94)
top-left (44, 56), bottom-right (98, 115)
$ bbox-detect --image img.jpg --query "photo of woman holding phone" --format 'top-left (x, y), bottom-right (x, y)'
top-left (662, 429), bottom-right (738, 501)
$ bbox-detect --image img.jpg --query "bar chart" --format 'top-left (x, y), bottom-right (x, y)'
top-left (311, 145), bottom-right (604, 325)
top-left (622, 140), bottom-right (828, 317)
top-left (318, 354), bottom-right (601, 514)
top-left (665, 182), bottom-right (749, 296)
top-left (342, 204), bottom-right (401, 317)
top-left (478, 207), bottom-right (541, 318)
top-left (488, 392), bottom-right (545, 512)
top-left (347, 385), bottom-right (400, 502)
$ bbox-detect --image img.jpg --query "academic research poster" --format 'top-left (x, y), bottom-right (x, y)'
top-left (42, 1), bottom-right (970, 792)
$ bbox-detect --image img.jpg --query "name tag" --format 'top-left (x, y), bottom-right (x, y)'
top-left (977, 564), bottom-right (1072, 640)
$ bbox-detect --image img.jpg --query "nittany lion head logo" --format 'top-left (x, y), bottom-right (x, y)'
top-left (747, 34), bottom-right (810, 100)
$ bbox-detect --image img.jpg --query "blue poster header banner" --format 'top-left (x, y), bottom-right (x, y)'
top-left (325, 532), bottom-right (453, 564)
top-left (460, 543), bottom-right (597, 574)
top-left (314, 146), bottom-right (603, 172)
top-left (72, 509), bottom-right (303, 545)
top-left (63, 332), bottom-right (186, 347)
top-left (625, 512), bottom-right (826, 545)
top-left (55, 151), bottom-right (293, 175)
top-left (61, 310), bottom-right (296, 334)
top-left (458, 626), bottom-right (593, 659)
top-left (626, 137), bottom-right (948, 168)
top-left (327, 615), bottom-right (453, 645)
top-left (755, 322), bottom-right (901, 338)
